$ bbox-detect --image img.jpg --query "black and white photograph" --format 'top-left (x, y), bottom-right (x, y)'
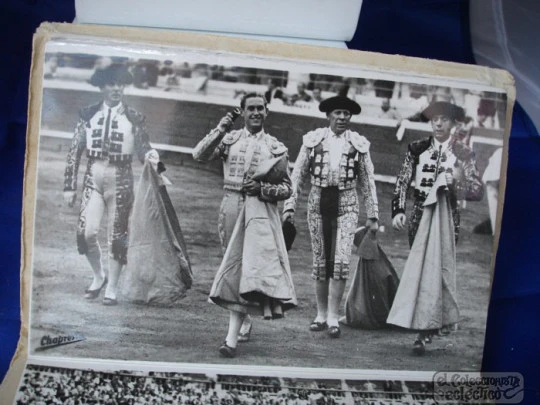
top-left (26, 26), bottom-right (508, 378)
top-left (15, 362), bottom-right (439, 404)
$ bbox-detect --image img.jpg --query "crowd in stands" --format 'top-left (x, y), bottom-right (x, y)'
top-left (42, 52), bottom-right (506, 129)
top-left (16, 365), bottom-right (444, 405)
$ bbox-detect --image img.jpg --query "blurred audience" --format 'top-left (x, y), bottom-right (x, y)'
top-left (289, 82), bottom-right (312, 105)
top-left (17, 365), bottom-right (439, 405)
top-left (264, 78), bottom-right (287, 105)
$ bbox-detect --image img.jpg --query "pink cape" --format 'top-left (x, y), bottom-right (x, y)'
top-left (387, 175), bottom-right (459, 330)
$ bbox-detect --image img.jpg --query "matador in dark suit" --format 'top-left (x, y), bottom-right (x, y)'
top-left (388, 101), bottom-right (484, 355)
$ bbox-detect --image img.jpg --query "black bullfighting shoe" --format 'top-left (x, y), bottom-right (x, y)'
top-left (412, 339), bottom-right (426, 356)
top-left (84, 277), bottom-right (108, 300)
top-left (327, 326), bottom-right (341, 338)
top-left (102, 296), bottom-right (118, 306)
top-left (219, 342), bottom-right (237, 358)
top-left (309, 320), bottom-right (328, 332)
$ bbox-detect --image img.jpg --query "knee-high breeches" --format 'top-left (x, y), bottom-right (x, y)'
top-left (76, 160), bottom-right (134, 264)
top-left (307, 186), bottom-right (359, 280)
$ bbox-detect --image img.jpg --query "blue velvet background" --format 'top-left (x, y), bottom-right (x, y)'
top-left (1, 0), bottom-right (538, 402)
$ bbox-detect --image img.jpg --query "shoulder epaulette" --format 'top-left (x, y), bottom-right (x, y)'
top-left (348, 131), bottom-right (370, 153)
top-left (222, 129), bottom-right (243, 145)
top-left (302, 128), bottom-right (326, 148)
top-left (408, 137), bottom-right (431, 156)
top-left (124, 105), bottom-right (146, 125)
top-left (265, 134), bottom-right (288, 156)
top-left (78, 102), bottom-right (101, 121)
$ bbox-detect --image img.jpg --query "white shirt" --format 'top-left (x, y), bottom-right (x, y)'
top-left (327, 128), bottom-right (347, 186)
top-left (243, 127), bottom-right (265, 172)
top-left (101, 102), bottom-right (123, 121)
top-left (328, 128), bottom-right (347, 170)
top-left (433, 136), bottom-right (451, 153)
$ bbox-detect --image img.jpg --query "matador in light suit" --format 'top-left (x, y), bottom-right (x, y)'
top-left (283, 96), bottom-right (379, 339)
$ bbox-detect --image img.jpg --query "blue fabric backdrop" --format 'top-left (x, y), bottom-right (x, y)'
top-left (1, 0), bottom-right (538, 402)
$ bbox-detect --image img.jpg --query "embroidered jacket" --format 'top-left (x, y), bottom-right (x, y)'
top-left (192, 127), bottom-right (292, 202)
top-left (283, 127), bottom-right (379, 219)
top-left (391, 136), bottom-right (484, 217)
top-left (64, 102), bottom-right (156, 192)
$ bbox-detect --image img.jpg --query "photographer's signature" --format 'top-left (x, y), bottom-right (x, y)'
top-left (36, 333), bottom-right (85, 351)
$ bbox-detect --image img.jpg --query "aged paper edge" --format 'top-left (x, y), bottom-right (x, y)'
top-left (0, 21), bottom-right (516, 403)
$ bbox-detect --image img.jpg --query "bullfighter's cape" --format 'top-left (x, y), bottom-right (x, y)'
top-left (121, 162), bottom-right (192, 306)
top-left (209, 156), bottom-right (297, 314)
top-left (387, 174), bottom-right (459, 330)
top-left (343, 227), bottom-right (400, 329)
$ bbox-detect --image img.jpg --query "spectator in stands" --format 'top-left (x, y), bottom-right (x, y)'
top-left (312, 87), bottom-right (324, 103)
top-left (283, 96), bottom-right (379, 338)
top-left (159, 60), bottom-right (180, 91)
top-left (388, 101), bottom-right (484, 355)
top-left (181, 62), bottom-right (193, 78)
top-left (377, 98), bottom-right (402, 120)
top-left (360, 79), bottom-right (377, 98)
top-left (289, 82), bottom-right (312, 105)
top-left (131, 61), bottom-right (150, 89)
top-left (193, 93), bottom-right (296, 358)
top-left (264, 78), bottom-right (287, 105)
top-left (145, 60), bottom-right (160, 87)
top-left (477, 91), bottom-right (499, 129)
top-left (131, 59), bottom-right (159, 89)
top-left (330, 78), bottom-right (351, 98)
top-left (433, 86), bottom-right (456, 104)
top-left (63, 63), bottom-right (164, 306)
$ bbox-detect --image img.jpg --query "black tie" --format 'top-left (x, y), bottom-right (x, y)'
top-left (103, 108), bottom-right (111, 157)
top-left (435, 145), bottom-right (442, 178)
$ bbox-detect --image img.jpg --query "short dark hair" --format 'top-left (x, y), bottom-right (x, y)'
top-left (240, 92), bottom-right (268, 110)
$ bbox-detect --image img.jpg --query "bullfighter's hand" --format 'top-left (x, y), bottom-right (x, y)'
top-left (282, 210), bottom-right (295, 225)
top-left (366, 218), bottom-right (379, 233)
top-left (64, 191), bottom-right (76, 207)
top-left (392, 213), bottom-right (407, 231)
top-left (243, 179), bottom-right (261, 196)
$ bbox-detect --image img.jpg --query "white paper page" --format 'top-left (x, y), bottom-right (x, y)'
top-left (75, 0), bottom-right (363, 43)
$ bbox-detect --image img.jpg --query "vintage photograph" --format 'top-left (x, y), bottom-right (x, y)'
top-left (27, 31), bottom-right (506, 375)
top-left (15, 362), bottom-right (437, 404)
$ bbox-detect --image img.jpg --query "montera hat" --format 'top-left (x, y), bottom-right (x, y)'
top-left (421, 101), bottom-right (465, 122)
top-left (89, 63), bottom-right (133, 88)
top-left (319, 96), bottom-right (361, 115)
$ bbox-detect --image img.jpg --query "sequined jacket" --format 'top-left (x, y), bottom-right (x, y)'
top-left (283, 127), bottom-right (379, 219)
top-left (192, 127), bottom-right (292, 202)
top-left (64, 102), bottom-right (157, 192)
top-left (391, 136), bottom-right (484, 217)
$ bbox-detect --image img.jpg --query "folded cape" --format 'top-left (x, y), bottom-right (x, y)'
top-left (121, 162), bottom-right (192, 306)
